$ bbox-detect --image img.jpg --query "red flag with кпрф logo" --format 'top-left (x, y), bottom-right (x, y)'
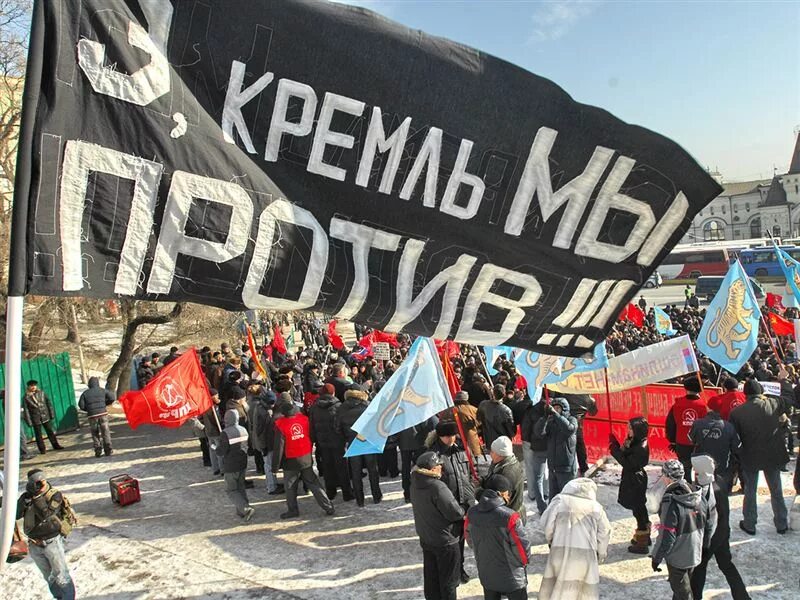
top-left (119, 348), bottom-right (212, 429)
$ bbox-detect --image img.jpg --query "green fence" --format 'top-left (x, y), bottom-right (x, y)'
top-left (0, 353), bottom-right (78, 446)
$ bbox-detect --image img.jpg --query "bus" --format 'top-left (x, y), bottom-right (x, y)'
top-left (738, 246), bottom-right (800, 277)
top-left (659, 247), bottom-right (730, 280)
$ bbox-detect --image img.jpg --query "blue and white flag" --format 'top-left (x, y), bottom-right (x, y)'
top-left (485, 345), bottom-right (514, 375)
top-left (697, 261), bottom-right (761, 374)
top-left (559, 342), bottom-right (609, 377)
top-left (345, 337), bottom-right (452, 457)
top-left (515, 343), bottom-right (608, 403)
top-left (775, 243), bottom-right (800, 308)
top-left (654, 306), bottom-right (678, 336)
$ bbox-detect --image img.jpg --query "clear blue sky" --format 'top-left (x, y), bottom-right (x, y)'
top-left (333, 0), bottom-right (799, 182)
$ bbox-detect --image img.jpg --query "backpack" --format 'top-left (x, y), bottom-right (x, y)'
top-left (44, 488), bottom-right (78, 537)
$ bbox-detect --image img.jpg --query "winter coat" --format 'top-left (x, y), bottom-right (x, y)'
top-left (480, 455), bottom-right (526, 524)
top-left (325, 376), bottom-right (353, 402)
top-left (539, 478), bottom-right (611, 600)
top-left (136, 364), bottom-right (155, 387)
top-left (335, 390), bottom-right (370, 445)
top-left (16, 483), bottom-right (68, 542)
top-left (466, 490), bottom-right (530, 593)
top-left (462, 379), bottom-right (492, 409)
top-left (688, 412), bottom-right (740, 475)
top-left (652, 480), bottom-right (715, 569)
top-left (22, 390), bottom-right (55, 426)
top-left (609, 434), bottom-right (648, 510)
top-left (409, 467), bottom-right (465, 548)
top-left (78, 377), bottom-right (116, 418)
top-left (534, 402), bottom-right (578, 473)
top-left (520, 400), bottom-right (548, 452)
top-left (201, 404), bottom-right (222, 437)
top-left (477, 399), bottom-right (515, 450)
top-left (438, 404), bottom-right (481, 457)
top-left (215, 409), bottom-right (249, 474)
top-left (426, 433), bottom-right (475, 508)
top-left (729, 394), bottom-right (790, 471)
top-left (707, 390), bottom-right (746, 421)
top-left (397, 417), bottom-right (438, 452)
top-left (309, 393), bottom-right (345, 449)
top-left (249, 396), bottom-right (276, 453)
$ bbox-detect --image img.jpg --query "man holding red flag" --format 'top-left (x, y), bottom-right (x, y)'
top-left (119, 349), bottom-right (212, 429)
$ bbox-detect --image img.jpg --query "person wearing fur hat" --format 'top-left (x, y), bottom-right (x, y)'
top-left (445, 391), bottom-right (481, 458)
top-left (534, 397), bottom-right (578, 501)
top-left (336, 386), bottom-right (383, 506)
top-left (272, 401), bottom-right (335, 519)
top-left (215, 409), bottom-right (255, 521)
top-left (476, 436), bottom-right (526, 524)
top-left (410, 452), bottom-right (465, 600)
top-left (609, 417), bottom-right (651, 554)
top-left (729, 379), bottom-right (790, 535)
top-left (666, 375), bottom-right (708, 482)
top-left (426, 420), bottom-right (476, 583)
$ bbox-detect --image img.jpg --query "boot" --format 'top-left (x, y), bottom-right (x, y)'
top-left (627, 529), bottom-right (651, 554)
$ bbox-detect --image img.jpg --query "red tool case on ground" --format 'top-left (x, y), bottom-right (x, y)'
top-left (109, 474), bottom-right (140, 506)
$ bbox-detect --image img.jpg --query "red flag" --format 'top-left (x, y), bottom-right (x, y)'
top-left (435, 339), bottom-right (460, 358)
top-left (439, 349), bottom-right (461, 398)
top-left (766, 292), bottom-right (785, 310)
top-left (271, 325), bottom-right (287, 355)
top-left (768, 312), bottom-right (794, 336)
top-left (618, 303), bottom-right (645, 327)
top-left (245, 323), bottom-right (267, 379)
top-left (119, 349), bottom-right (212, 429)
top-left (328, 320), bottom-right (346, 351)
top-left (358, 330), bottom-right (399, 349)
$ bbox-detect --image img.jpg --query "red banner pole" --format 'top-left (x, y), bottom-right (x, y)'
top-left (603, 368), bottom-right (613, 427)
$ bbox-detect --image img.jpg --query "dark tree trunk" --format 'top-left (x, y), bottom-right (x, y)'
top-left (23, 298), bottom-right (56, 353)
top-left (106, 301), bottom-right (183, 396)
top-left (62, 299), bottom-right (81, 344)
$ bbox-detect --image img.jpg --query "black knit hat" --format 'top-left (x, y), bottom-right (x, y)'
top-left (435, 421), bottom-right (459, 437)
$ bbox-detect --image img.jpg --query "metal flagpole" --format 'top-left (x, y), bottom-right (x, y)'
top-left (1, 296), bottom-right (25, 569)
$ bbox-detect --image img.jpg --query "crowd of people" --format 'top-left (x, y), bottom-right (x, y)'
top-left (9, 309), bottom-right (800, 600)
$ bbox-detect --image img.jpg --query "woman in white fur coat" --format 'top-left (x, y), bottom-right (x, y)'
top-left (539, 477), bottom-right (611, 600)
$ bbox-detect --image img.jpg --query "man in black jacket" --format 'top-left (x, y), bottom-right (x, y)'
top-left (325, 363), bottom-right (353, 402)
top-left (16, 469), bottom-right (76, 599)
top-left (410, 452), bottom-right (465, 600)
top-left (23, 380), bottom-right (64, 454)
top-left (309, 384), bottom-right (353, 501)
top-left (398, 417), bottom-right (438, 503)
top-left (563, 393), bottom-right (598, 476)
top-left (477, 385), bottom-right (515, 452)
top-left (534, 397), bottom-right (578, 501)
top-left (78, 377), bottom-right (116, 457)
top-left (520, 399), bottom-right (549, 515)
top-left (336, 386), bottom-right (383, 506)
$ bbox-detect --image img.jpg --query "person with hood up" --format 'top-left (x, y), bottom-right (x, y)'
top-left (215, 409), bottom-right (254, 521)
top-left (729, 379), bottom-right (790, 535)
top-left (466, 474), bottom-right (531, 600)
top-left (476, 384), bottom-right (515, 452)
top-left (476, 436), bottom-right (526, 524)
top-left (249, 387), bottom-right (282, 494)
top-left (425, 420), bottom-right (476, 584)
top-left (410, 451), bottom-right (465, 600)
top-left (689, 404), bottom-right (741, 487)
top-left (539, 478), bottom-right (610, 600)
top-left (609, 416), bottom-right (650, 554)
top-left (534, 397), bottom-right (578, 501)
top-left (272, 401), bottom-right (335, 519)
top-left (78, 376), bottom-right (116, 457)
top-left (309, 383), bottom-right (353, 501)
top-left (336, 385), bottom-right (383, 506)
top-left (651, 459), bottom-right (716, 600)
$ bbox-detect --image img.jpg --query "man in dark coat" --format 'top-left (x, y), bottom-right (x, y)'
top-left (136, 356), bottom-right (155, 387)
top-left (397, 416), bottom-right (438, 503)
top-left (476, 436), bottom-right (526, 524)
top-left (426, 421), bottom-right (476, 583)
top-left (249, 388), bottom-right (281, 493)
top-left (201, 388), bottom-right (224, 475)
top-left (22, 380), bottom-right (64, 454)
top-left (466, 474), bottom-right (531, 600)
top-left (78, 376), bottom-right (116, 457)
top-left (309, 384), bottom-right (353, 501)
top-left (476, 385), bottom-right (515, 452)
top-left (534, 397), bottom-right (578, 501)
top-left (325, 363), bottom-right (353, 402)
top-left (729, 380), bottom-right (790, 534)
top-left (410, 452), bottom-right (465, 600)
top-left (520, 398), bottom-right (549, 515)
top-left (462, 373), bottom-right (491, 410)
top-left (336, 386), bottom-right (383, 506)
top-left (215, 409), bottom-right (254, 521)
top-left (689, 408), bottom-right (741, 486)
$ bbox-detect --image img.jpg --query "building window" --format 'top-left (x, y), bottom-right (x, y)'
top-left (746, 203), bottom-right (750, 211)
top-left (734, 205), bottom-right (739, 213)
top-left (704, 220), bottom-right (724, 241)
top-left (750, 216), bottom-right (761, 238)
top-left (710, 207), bottom-right (715, 215)
top-left (774, 225), bottom-right (782, 237)
top-left (721, 205), bottom-right (726, 214)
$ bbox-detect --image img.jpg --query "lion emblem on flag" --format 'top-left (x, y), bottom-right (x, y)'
top-left (705, 279), bottom-right (753, 359)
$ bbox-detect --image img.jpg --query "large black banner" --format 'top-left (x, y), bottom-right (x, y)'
top-left (12, 0), bottom-right (721, 355)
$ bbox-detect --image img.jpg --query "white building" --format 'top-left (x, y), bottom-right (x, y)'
top-left (682, 131), bottom-right (800, 242)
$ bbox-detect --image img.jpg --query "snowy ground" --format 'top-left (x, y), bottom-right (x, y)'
top-left (2, 398), bottom-right (799, 598)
